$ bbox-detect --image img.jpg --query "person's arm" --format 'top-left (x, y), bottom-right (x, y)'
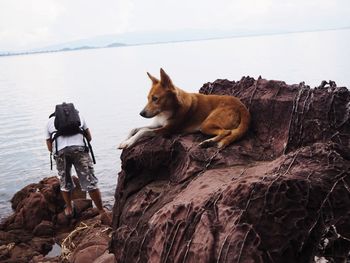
top-left (80, 115), bottom-right (92, 142)
top-left (84, 128), bottom-right (92, 142)
top-left (46, 139), bottom-right (53, 152)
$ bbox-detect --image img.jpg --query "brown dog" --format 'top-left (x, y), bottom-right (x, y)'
top-left (118, 68), bottom-right (250, 149)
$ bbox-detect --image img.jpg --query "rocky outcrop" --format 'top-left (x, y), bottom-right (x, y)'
top-left (0, 176), bottom-right (114, 263)
top-left (111, 77), bottom-right (350, 262)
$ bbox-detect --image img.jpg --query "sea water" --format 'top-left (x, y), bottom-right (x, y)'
top-left (0, 29), bottom-right (349, 220)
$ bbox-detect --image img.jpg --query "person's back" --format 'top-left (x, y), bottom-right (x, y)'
top-left (46, 113), bottom-right (87, 152)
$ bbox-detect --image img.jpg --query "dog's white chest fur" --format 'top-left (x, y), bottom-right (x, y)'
top-left (153, 112), bottom-right (171, 127)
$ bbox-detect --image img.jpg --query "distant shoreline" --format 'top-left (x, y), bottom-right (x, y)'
top-left (0, 43), bottom-right (126, 57)
top-left (1, 26), bottom-right (349, 58)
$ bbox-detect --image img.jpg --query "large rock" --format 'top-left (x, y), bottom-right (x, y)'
top-left (0, 176), bottom-right (112, 263)
top-left (111, 77), bottom-right (350, 262)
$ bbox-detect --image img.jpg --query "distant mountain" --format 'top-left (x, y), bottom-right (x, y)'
top-left (35, 29), bottom-right (237, 52)
top-left (0, 29), bottom-right (233, 56)
top-left (0, 42), bottom-right (126, 56)
top-left (106, 42), bottom-right (126, 48)
top-left (1, 26), bottom-right (349, 57)
top-left (56, 43), bottom-right (125, 52)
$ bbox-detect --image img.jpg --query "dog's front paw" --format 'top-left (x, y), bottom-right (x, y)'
top-left (126, 128), bottom-right (140, 139)
top-left (118, 141), bottom-right (130, 149)
top-left (118, 137), bottom-right (137, 149)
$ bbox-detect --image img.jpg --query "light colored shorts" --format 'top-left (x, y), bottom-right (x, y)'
top-left (54, 146), bottom-right (98, 192)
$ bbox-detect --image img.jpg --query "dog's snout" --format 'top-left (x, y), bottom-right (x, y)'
top-left (140, 109), bottom-right (147, 117)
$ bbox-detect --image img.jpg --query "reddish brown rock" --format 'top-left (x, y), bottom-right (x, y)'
top-left (10, 183), bottom-right (37, 210)
top-left (92, 251), bottom-right (116, 263)
top-left (29, 255), bottom-right (60, 263)
top-left (32, 221), bottom-right (54, 237)
top-left (0, 176), bottom-right (112, 263)
top-left (61, 218), bottom-right (113, 263)
top-left (111, 77), bottom-right (350, 262)
top-left (74, 198), bottom-right (93, 215)
top-left (72, 245), bottom-right (107, 263)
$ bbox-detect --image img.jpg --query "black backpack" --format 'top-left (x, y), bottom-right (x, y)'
top-left (53, 103), bottom-right (81, 136)
top-left (49, 103), bottom-right (96, 169)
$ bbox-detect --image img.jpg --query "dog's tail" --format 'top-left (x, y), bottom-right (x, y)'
top-left (219, 105), bottom-right (251, 148)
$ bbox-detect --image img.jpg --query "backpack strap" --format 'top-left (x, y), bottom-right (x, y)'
top-left (82, 129), bottom-right (96, 164)
top-left (50, 128), bottom-right (96, 164)
top-left (49, 114), bottom-right (55, 170)
top-left (50, 152), bottom-right (53, 170)
top-left (51, 131), bottom-right (60, 155)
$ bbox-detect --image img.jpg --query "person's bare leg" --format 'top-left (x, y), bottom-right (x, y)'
top-left (61, 191), bottom-right (73, 215)
top-left (88, 189), bottom-right (105, 213)
top-left (88, 189), bottom-right (111, 225)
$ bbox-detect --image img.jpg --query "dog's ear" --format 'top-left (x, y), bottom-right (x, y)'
top-left (147, 72), bottom-right (159, 84)
top-left (160, 68), bottom-right (173, 88)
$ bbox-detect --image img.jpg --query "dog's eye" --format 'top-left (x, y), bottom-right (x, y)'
top-left (152, 96), bottom-right (158, 102)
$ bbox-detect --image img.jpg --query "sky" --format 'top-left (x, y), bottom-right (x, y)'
top-left (0, 0), bottom-right (350, 51)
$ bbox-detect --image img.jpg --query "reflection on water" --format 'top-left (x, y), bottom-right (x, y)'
top-left (46, 243), bottom-right (61, 258)
top-left (0, 29), bottom-right (349, 219)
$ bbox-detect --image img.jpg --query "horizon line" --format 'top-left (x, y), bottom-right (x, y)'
top-left (1, 26), bottom-right (349, 58)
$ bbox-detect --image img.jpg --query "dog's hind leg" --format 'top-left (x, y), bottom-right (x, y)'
top-left (199, 129), bottom-right (231, 148)
top-left (216, 107), bottom-right (250, 148)
top-left (199, 107), bottom-right (240, 148)
top-left (216, 127), bottom-right (246, 148)
top-left (199, 122), bottom-right (232, 148)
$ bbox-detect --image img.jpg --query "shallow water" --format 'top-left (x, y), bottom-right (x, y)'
top-left (46, 243), bottom-right (61, 258)
top-left (0, 29), bottom-right (349, 220)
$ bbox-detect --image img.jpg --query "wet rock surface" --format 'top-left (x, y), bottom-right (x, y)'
top-left (111, 77), bottom-right (350, 263)
top-left (0, 176), bottom-right (114, 263)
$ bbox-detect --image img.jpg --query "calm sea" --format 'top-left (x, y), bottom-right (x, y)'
top-left (0, 29), bottom-right (349, 220)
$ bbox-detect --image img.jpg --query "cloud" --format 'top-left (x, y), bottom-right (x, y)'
top-left (0, 0), bottom-right (134, 51)
top-left (0, 0), bottom-right (61, 50)
top-left (51, 0), bottom-right (134, 41)
top-left (127, 0), bottom-right (349, 32)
